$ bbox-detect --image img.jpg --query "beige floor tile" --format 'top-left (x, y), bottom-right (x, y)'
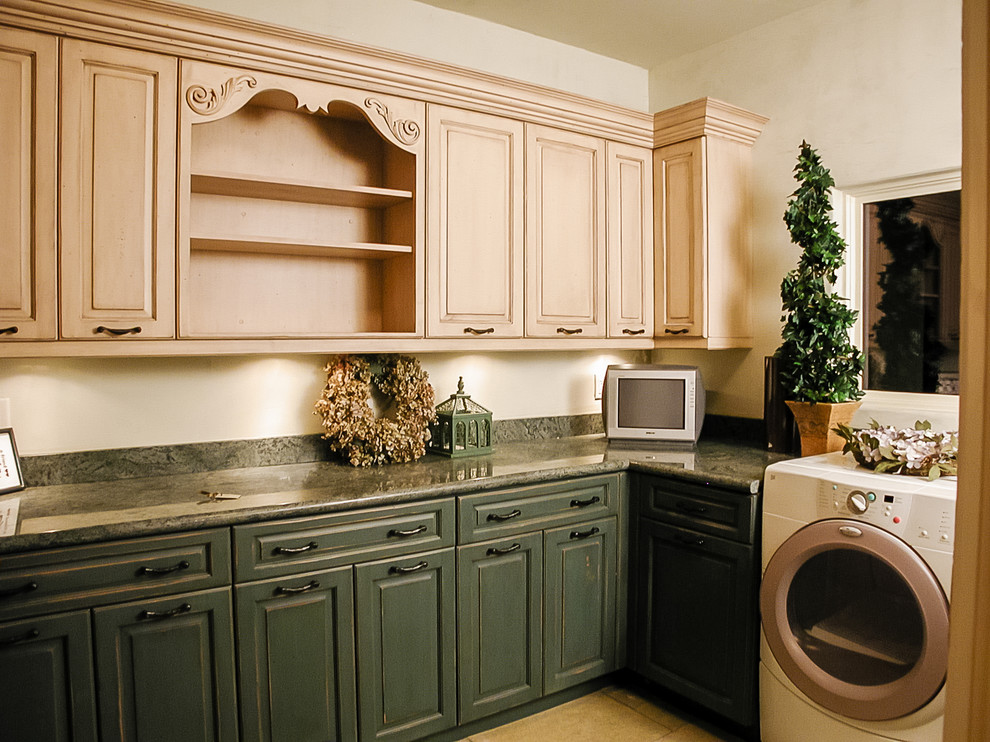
top-left (601, 685), bottom-right (691, 731)
top-left (660, 722), bottom-right (737, 742)
top-left (471, 690), bottom-right (672, 742)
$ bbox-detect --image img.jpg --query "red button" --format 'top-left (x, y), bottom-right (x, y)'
top-left (893, 516), bottom-right (901, 524)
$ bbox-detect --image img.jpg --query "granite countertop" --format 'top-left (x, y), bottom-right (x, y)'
top-left (0, 435), bottom-right (788, 555)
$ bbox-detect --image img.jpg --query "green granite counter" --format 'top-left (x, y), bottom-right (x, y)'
top-left (0, 435), bottom-right (788, 555)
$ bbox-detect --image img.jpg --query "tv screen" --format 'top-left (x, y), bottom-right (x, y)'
top-left (617, 378), bottom-right (686, 430)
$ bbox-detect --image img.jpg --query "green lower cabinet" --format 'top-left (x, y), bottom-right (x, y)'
top-left (0, 610), bottom-right (98, 742)
top-left (93, 586), bottom-right (238, 742)
top-left (543, 517), bottom-right (617, 694)
top-left (236, 566), bottom-right (358, 742)
top-left (456, 532), bottom-right (543, 723)
top-left (354, 547), bottom-right (457, 742)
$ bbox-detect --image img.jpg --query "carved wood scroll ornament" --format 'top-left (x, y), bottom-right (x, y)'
top-left (186, 75), bottom-right (259, 116)
top-left (364, 97), bottom-right (421, 145)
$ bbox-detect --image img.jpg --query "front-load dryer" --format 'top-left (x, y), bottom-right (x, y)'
top-left (760, 453), bottom-right (955, 742)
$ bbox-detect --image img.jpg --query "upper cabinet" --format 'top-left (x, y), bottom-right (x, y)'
top-left (653, 98), bottom-right (767, 349)
top-left (0, 27), bottom-right (57, 340)
top-left (59, 39), bottom-right (177, 340)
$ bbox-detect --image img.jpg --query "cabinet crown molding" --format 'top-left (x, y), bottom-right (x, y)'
top-left (652, 97), bottom-right (768, 148)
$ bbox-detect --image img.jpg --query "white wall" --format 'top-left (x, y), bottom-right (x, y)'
top-left (649, 0), bottom-right (962, 422)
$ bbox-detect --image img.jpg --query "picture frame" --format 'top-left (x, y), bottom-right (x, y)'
top-left (0, 428), bottom-right (25, 495)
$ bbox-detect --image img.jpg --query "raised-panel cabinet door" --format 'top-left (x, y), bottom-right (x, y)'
top-left (235, 567), bottom-right (358, 742)
top-left (427, 105), bottom-right (523, 338)
top-left (654, 138), bottom-right (705, 339)
top-left (456, 532), bottom-right (543, 723)
top-left (354, 548), bottom-right (456, 742)
top-left (93, 587), bottom-right (238, 742)
top-left (543, 517), bottom-right (617, 694)
top-left (0, 610), bottom-right (98, 742)
top-left (525, 124), bottom-right (606, 338)
top-left (59, 39), bottom-right (177, 340)
top-left (0, 28), bottom-right (57, 340)
top-left (606, 142), bottom-right (654, 338)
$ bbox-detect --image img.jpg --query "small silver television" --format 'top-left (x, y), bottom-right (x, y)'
top-left (602, 364), bottom-right (706, 444)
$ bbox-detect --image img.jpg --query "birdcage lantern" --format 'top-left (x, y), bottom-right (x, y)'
top-left (428, 377), bottom-right (493, 458)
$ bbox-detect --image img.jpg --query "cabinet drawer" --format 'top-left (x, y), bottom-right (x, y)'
top-left (0, 529), bottom-right (230, 622)
top-left (638, 477), bottom-right (757, 544)
top-left (458, 475), bottom-right (619, 544)
top-left (233, 499), bottom-right (455, 582)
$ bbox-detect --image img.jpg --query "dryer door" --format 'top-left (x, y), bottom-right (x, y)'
top-left (760, 519), bottom-right (948, 721)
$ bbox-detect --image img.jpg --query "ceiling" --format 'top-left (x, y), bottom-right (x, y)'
top-left (411, 0), bottom-right (828, 69)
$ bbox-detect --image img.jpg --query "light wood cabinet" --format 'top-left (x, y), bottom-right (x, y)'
top-left (59, 39), bottom-right (177, 340)
top-left (525, 124), bottom-right (607, 338)
top-left (653, 98), bottom-right (767, 348)
top-left (0, 27), bottom-right (57, 341)
top-left (426, 105), bottom-right (524, 338)
top-left (607, 142), bottom-right (654, 338)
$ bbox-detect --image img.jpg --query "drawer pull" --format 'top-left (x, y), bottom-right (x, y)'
top-left (138, 560), bottom-right (190, 576)
top-left (570, 495), bottom-right (601, 508)
top-left (486, 543), bottom-right (521, 556)
top-left (138, 602), bottom-right (192, 621)
top-left (389, 561), bottom-right (429, 575)
top-left (464, 327), bottom-right (495, 335)
top-left (0, 581), bottom-right (38, 599)
top-left (570, 526), bottom-right (600, 540)
top-left (675, 501), bottom-right (708, 515)
top-left (622, 328), bottom-right (646, 335)
top-left (1, 628), bottom-right (39, 645)
top-left (487, 509), bottom-right (522, 522)
top-left (388, 525), bottom-right (428, 538)
top-left (0, 326), bottom-right (18, 336)
top-left (556, 327), bottom-right (583, 335)
top-left (664, 327), bottom-right (689, 335)
top-left (273, 541), bottom-right (319, 555)
top-left (95, 325), bottom-right (142, 336)
top-left (673, 534), bottom-right (706, 548)
top-left (275, 580), bottom-right (320, 595)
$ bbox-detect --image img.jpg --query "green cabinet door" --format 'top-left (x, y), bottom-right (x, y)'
top-left (236, 566), bottom-right (358, 742)
top-left (457, 532), bottom-right (543, 723)
top-left (543, 517), bottom-right (617, 694)
top-left (354, 548), bottom-right (456, 742)
top-left (0, 610), bottom-right (98, 742)
top-left (93, 586), bottom-right (238, 742)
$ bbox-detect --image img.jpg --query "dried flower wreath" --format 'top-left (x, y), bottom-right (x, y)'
top-left (315, 354), bottom-right (436, 466)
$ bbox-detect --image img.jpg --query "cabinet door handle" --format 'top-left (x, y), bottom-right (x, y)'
top-left (664, 327), bottom-right (689, 335)
top-left (273, 541), bottom-right (319, 555)
top-left (138, 602), bottom-right (192, 621)
top-left (1, 628), bottom-right (39, 645)
top-left (387, 525), bottom-right (427, 538)
top-left (673, 533), bottom-right (706, 548)
top-left (0, 326), bottom-right (18, 336)
top-left (95, 325), bottom-right (142, 336)
top-left (275, 580), bottom-right (320, 595)
top-left (138, 560), bottom-right (190, 576)
top-left (675, 501), bottom-right (708, 515)
top-left (486, 543), bottom-right (521, 556)
top-left (570, 495), bottom-right (601, 508)
top-left (556, 327), bottom-right (583, 335)
top-left (0, 581), bottom-right (38, 599)
top-left (464, 327), bottom-right (495, 335)
top-left (570, 526), bottom-right (600, 540)
top-left (486, 509), bottom-right (522, 522)
top-left (389, 560), bottom-right (429, 575)
top-left (622, 328), bottom-right (646, 335)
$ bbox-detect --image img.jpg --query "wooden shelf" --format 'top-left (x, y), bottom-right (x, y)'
top-left (190, 172), bottom-right (413, 208)
top-left (189, 235), bottom-right (413, 259)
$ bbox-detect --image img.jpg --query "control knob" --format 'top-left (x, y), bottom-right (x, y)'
top-left (847, 490), bottom-right (869, 514)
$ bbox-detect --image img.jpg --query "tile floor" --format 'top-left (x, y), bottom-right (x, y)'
top-left (458, 685), bottom-right (748, 742)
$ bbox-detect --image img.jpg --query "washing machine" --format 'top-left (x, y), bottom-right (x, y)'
top-left (760, 452), bottom-right (955, 742)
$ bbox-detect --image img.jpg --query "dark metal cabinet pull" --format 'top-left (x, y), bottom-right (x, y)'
top-left (486, 509), bottom-right (522, 522)
top-left (275, 580), bottom-right (320, 595)
top-left (673, 533), bottom-right (706, 548)
top-left (556, 327), bottom-right (583, 335)
top-left (0, 326), bottom-right (18, 336)
top-left (387, 525), bottom-right (427, 538)
top-left (675, 501), bottom-right (708, 515)
top-left (486, 543), bottom-right (521, 556)
top-left (664, 327), bottom-right (689, 335)
top-left (1, 629), bottom-right (40, 645)
top-left (138, 560), bottom-right (190, 576)
top-left (273, 541), bottom-right (319, 555)
top-left (570, 526), bottom-right (600, 540)
top-left (389, 561), bottom-right (429, 575)
top-left (138, 603), bottom-right (192, 620)
top-left (0, 582), bottom-right (38, 599)
top-left (95, 325), bottom-right (142, 336)
top-left (622, 328), bottom-right (646, 335)
top-left (464, 327), bottom-right (495, 335)
top-left (570, 495), bottom-right (601, 508)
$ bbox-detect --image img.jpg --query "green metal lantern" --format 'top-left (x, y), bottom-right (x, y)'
top-left (428, 377), bottom-right (493, 458)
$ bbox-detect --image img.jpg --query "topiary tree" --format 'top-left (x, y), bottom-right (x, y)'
top-left (776, 141), bottom-right (864, 403)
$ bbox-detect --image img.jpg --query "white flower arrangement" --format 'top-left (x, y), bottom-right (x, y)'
top-left (834, 420), bottom-right (958, 480)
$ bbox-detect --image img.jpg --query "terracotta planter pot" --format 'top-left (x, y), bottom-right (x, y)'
top-left (785, 400), bottom-right (863, 457)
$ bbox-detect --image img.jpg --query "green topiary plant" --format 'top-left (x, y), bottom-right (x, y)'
top-left (776, 141), bottom-right (864, 403)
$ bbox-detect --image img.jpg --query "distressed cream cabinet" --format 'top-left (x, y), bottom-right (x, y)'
top-left (653, 98), bottom-right (767, 349)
